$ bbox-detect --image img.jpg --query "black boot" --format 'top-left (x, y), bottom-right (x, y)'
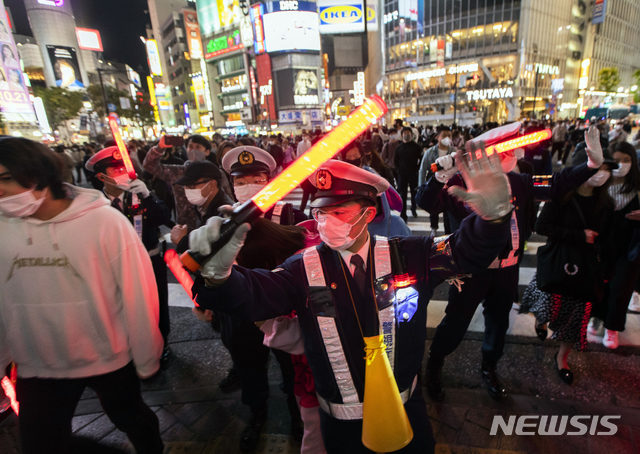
top-left (241, 403), bottom-right (268, 453)
top-left (219, 368), bottom-right (242, 393)
top-left (425, 353), bottom-right (445, 401)
top-left (481, 359), bottom-right (506, 401)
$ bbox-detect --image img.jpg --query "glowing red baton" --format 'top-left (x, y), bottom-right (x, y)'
top-left (1, 363), bottom-right (18, 416)
top-left (164, 249), bottom-right (199, 307)
top-left (108, 114), bottom-right (137, 180)
top-left (181, 95), bottom-right (388, 272)
top-left (431, 129), bottom-right (552, 173)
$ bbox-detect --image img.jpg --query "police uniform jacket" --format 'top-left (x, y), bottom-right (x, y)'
top-left (113, 192), bottom-right (171, 252)
top-left (416, 163), bottom-right (597, 265)
top-left (193, 214), bottom-right (509, 405)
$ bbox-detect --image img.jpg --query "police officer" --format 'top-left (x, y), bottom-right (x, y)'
top-left (222, 146), bottom-right (307, 225)
top-left (86, 146), bottom-right (173, 363)
top-left (416, 124), bottom-right (604, 401)
top-left (189, 146), bottom-right (513, 453)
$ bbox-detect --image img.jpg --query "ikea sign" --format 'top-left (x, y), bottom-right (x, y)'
top-left (318, 1), bottom-right (376, 34)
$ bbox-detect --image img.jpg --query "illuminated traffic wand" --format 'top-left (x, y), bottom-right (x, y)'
top-left (108, 114), bottom-right (137, 180)
top-left (164, 249), bottom-right (200, 307)
top-left (180, 95), bottom-right (388, 272)
top-left (431, 129), bottom-right (552, 173)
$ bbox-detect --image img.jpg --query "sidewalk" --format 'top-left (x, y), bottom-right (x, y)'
top-left (2, 306), bottom-right (640, 453)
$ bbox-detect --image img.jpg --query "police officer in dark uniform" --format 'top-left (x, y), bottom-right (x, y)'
top-left (222, 146), bottom-right (307, 225)
top-left (86, 146), bottom-right (173, 362)
top-left (416, 124), bottom-right (605, 401)
top-left (188, 146), bottom-right (513, 454)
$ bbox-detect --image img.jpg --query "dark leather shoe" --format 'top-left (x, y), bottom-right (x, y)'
top-left (535, 321), bottom-right (548, 341)
top-left (240, 408), bottom-right (267, 453)
top-left (219, 368), bottom-right (242, 393)
top-left (412, 210), bottom-right (418, 218)
top-left (425, 354), bottom-right (445, 401)
top-left (481, 361), bottom-right (506, 401)
top-left (554, 353), bottom-right (573, 385)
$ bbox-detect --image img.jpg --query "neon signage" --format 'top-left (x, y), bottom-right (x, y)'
top-left (205, 30), bottom-right (243, 59)
top-left (251, 4), bottom-right (266, 54)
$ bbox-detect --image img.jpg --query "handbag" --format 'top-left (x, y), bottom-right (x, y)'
top-left (536, 198), bottom-right (604, 301)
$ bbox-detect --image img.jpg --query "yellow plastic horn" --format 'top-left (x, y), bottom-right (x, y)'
top-left (361, 334), bottom-right (413, 452)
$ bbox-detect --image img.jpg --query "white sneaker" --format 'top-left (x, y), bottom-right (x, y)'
top-left (629, 292), bottom-right (640, 312)
top-left (603, 329), bottom-right (619, 349)
top-left (587, 318), bottom-right (601, 335)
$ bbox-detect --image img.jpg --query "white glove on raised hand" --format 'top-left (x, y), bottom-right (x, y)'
top-left (189, 216), bottom-right (250, 279)
top-left (128, 179), bottom-right (150, 198)
top-left (448, 142), bottom-right (511, 220)
top-left (435, 152), bottom-right (459, 183)
top-left (585, 126), bottom-right (604, 169)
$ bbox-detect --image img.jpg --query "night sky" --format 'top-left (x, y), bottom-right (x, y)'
top-left (5, 0), bottom-right (151, 77)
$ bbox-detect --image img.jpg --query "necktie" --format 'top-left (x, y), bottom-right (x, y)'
top-left (111, 198), bottom-right (122, 212)
top-left (350, 254), bottom-right (366, 296)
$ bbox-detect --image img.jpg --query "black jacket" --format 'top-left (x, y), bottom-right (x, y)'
top-left (394, 141), bottom-right (422, 177)
top-left (114, 192), bottom-right (171, 252)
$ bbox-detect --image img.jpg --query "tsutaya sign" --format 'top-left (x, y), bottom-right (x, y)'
top-left (525, 63), bottom-right (560, 76)
top-left (466, 87), bottom-right (514, 101)
top-left (406, 63), bottom-right (479, 82)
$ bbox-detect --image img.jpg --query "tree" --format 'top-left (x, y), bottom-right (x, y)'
top-left (633, 69), bottom-right (640, 103)
top-left (597, 67), bottom-right (621, 93)
top-left (86, 84), bottom-right (135, 119)
top-left (33, 86), bottom-right (83, 136)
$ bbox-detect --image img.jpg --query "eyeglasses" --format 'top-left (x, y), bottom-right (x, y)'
top-left (234, 178), bottom-right (268, 187)
top-left (311, 207), bottom-right (366, 223)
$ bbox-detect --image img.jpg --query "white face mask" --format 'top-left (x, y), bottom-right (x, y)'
top-left (185, 182), bottom-right (210, 206)
top-left (113, 173), bottom-right (132, 191)
top-left (440, 137), bottom-right (451, 147)
top-left (187, 149), bottom-right (206, 162)
top-left (613, 163), bottom-right (631, 178)
top-left (586, 170), bottom-right (610, 187)
top-left (234, 183), bottom-right (265, 204)
top-left (316, 209), bottom-right (368, 251)
top-left (501, 152), bottom-right (517, 173)
top-left (0, 187), bottom-right (48, 218)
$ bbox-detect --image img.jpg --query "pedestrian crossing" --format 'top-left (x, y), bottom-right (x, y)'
top-left (167, 188), bottom-right (640, 348)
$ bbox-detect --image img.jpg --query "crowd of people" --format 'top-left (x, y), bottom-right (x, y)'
top-left (0, 113), bottom-right (638, 454)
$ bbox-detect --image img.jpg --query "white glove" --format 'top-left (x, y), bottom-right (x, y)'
top-left (128, 179), bottom-right (150, 198)
top-left (585, 126), bottom-right (604, 169)
top-left (448, 141), bottom-right (512, 220)
top-left (435, 152), bottom-right (459, 183)
top-left (189, 216), bottom-right (251, 279)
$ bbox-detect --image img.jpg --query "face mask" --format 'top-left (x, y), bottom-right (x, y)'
top-left (613, 163), bottom-right (631, 178)
top-left (185, 182), bottom-right (210, 206)
top-left (234, 183), bottom-right (265, 204)
top-left (501, 152), bottom-right (517, 173)
top-left (403, 134), bottom-right (412, 142)
top-left (515, 148), bottom-right (525, 160)
top-left (187, 149), bottom-right (206, 162)
top-left (112, 173), bottom-right (131, 191)
top-left (440, 137), bottom-right (452, 147)
top-left (316, 209), bottom-right (368, 251)
top-left (586, 170), bottom-right (610, 187)
top-left (345, 157), bottom-right (362, 167)
top-left (0, 187), bottom-right (48, 218)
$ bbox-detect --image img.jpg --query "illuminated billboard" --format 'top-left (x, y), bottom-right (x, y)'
top-left (196, 0), bottom-right (241, 36)
top-left (46, 45), bottom-right (84, 88)
top-left (250, 4), bottom-right (266, 54)
top-left (126, 65), bottom-right (141, 87)
top-left (261, 2), bottom-right (320, 53)
top-left (0, 0), bottom-right (34, 115)
top-left (317, 0), bottom-right (376, 34)
top-left (146, 39), bottom-right (163, 76)
top-left (204, 30), bottom-right (243, 60)
top-left (75, 28), bottom-right (103, 52)
top-left (184, 10), bottom-right (203, 60)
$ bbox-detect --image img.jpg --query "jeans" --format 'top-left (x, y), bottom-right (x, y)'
top-left (16, 362), bottom-right (163, 454)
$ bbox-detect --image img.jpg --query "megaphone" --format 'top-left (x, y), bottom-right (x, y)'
top-left (361, 334), bottom-right (413, 452)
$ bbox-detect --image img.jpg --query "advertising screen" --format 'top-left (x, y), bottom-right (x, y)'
top-left (255, 53), bottom-right (276, 120)
top-left (75, 28), bottom-right (103, 52)
top-left (293, 69), bottom-right (319, 105)
top-left (196, 0), bottom-right (241, 36)
top-left (262, 11), bottom-right (320, 52)
top-left (250, 4), bottom-right (266, 54)
top-left (318, 0), bottom-right (364, 34)
top-left (46, 45), bottom-right (84, 89)
top-left (126, 65), bottom-right (141, 87)
top-left (146, 39), bottom-right (163, 76)
top-left (204, 30), bottom-right (243, 60)
top-left (184, 10), bottom-right (203, 60)
top-left (0, 0), bottom-right (33, 115)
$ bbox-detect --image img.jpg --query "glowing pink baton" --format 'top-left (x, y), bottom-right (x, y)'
top-left (164, 249), bottom-right (200, 307)
top-left (108, 114), bottom-right (137, 180)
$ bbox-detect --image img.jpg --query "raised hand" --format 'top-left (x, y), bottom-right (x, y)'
top-left (584, 126), bottom-right (604, 169)
top-left (447, 141), bottom-right (512, 220)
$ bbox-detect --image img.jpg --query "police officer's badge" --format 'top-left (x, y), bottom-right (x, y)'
top-left (239, 150), bottom-right (254, 165)
top-left (112, 150), bottom-right (122, 160)
top-left (316, 169), bottom-right (332, 190)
